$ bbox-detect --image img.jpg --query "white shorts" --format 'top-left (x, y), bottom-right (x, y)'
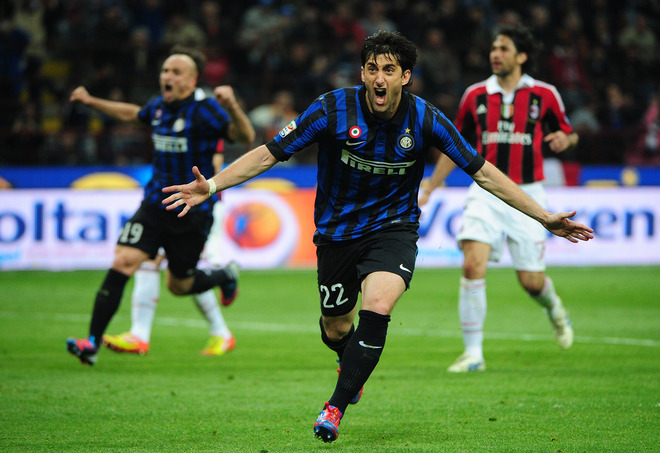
top-left (456, 182), bottom-right (547, 271)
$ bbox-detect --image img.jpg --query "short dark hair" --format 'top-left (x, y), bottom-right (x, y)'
top-left (494, 24), bottom-right (540, 74)
top-left (169, 45), bottom-right (207, 75)
top-left (361, 30), bottom-right (418, 84)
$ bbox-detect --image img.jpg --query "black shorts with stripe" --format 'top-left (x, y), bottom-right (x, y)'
top-left (315, 223), bottom-right (419, 316)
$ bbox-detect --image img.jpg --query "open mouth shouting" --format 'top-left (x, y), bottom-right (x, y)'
top-left (162, 83), bottom-right (174, 100)
top-left (374, 87), bottom-right (387, 106)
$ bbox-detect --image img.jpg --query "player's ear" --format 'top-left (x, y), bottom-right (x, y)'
top-left (517, 52), bottom-right (528, 66)
top-left (402, 69), bottom-right (411, 86)
top-left (360, 67), bottom-right (365, 83)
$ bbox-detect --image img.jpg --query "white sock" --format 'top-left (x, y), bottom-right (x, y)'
top-left (458, 277), bottom-right (487, 360)
top-left (204, 202), bottom-right (225, 267)
top-left (130, 262), bottom-right (160, 342)
top-left (532, 276), bottom-right (562, 314)
top-left (193, 290), bottom-right (231, 339)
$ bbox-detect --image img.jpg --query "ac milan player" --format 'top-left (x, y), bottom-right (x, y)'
top-left (420, 24), bottom-right (580, 373)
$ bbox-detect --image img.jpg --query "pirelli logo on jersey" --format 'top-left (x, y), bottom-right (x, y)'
top-left (152, 134), bottom-right (189, 152)
top-left (341, 149), bottom-right (415, 175)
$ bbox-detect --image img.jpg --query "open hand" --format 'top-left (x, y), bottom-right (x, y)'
top-left (543, 210), bottom-right (594, 243)
top-left (162, 166), bottom-right (210, 217)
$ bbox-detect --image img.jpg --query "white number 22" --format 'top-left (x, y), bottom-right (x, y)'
top-left (320, 283), bottom-right (349, 308)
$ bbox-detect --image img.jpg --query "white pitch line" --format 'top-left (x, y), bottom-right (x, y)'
top-left (2, 311), bottom-right (659, 348)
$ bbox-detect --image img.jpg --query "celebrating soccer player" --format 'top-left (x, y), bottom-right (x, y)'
top-left (66, 46), bottom-right (255, 366)
top-left (162, 31), bottom-right (593, 443)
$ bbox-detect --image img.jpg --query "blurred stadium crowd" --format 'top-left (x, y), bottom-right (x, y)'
top-left (1, 0), bottom-right (659, 167)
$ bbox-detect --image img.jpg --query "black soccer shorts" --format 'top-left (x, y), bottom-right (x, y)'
top-left (117, 201), bottom-right (213, 278)
top-left (315, 223), bottom-right (419, 316)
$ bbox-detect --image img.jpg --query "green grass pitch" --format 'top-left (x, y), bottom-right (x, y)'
top-left (1, 266), bottom-right (658, 452)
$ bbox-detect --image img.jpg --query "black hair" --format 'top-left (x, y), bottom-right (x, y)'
top-left (494, 24), bottom-right (540, 74)
top-left (361, 30), bottom-right (418, 85)
top-left (168, 45), bottom-right (207, 76)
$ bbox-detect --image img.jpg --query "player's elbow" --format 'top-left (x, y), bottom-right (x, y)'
top-left (244, 127), bottom-right (256, 144)
top-left (259, 147), bottom-right (279, 170)
top-left (231, 125), bottom-right (256, 145)
top-left (470, 166), bottom-right (490, 187)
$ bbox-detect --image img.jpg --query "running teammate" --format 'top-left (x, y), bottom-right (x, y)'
top-left (66, 46), bottom-right (255, 366)
top-left (102, 140), bottom-right (238, 357)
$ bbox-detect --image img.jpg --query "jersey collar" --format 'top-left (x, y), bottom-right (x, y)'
top-left (358, 85), bottom-right (409, 126)
top-left (485, 73), bottom-right (535, 95)
top-left (164, 88), bottom-right (202, 109)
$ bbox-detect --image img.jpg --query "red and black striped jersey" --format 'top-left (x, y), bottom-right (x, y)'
top-left (455, 74), bottom-right (574, 184)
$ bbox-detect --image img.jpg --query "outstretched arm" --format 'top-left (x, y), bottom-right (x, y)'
top-left (162, 144), bottom-right (278, 217)
top-left (69, 86), bottom-right (140, 122)
top-left (471, 161), bottom-right (594, 243)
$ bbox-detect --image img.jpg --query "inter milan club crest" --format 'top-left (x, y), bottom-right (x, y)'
top-left (501, 103), bottom-right (513, 119)
top-left (398, 129), bottom-right (414, 150)
top-left (173, 117), bottom-right (185, 132)
top-left (349, 126), bottom-right (362, 138)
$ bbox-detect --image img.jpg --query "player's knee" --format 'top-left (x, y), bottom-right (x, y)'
top-left (519, 273), bottom-right (545, 295)
top-left (112, 252), bottom-right (144, 276)
top-left (462, 258), bottom-right (485, 279)
top-left (165, 278), bottom-right (191, 296)
top-left (522, 284), bottom-right (543, 297)
top-left (322, 317), bottom-right (353, 342)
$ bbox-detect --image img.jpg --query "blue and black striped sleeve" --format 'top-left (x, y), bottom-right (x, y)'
top-left (266, 96), bottom-right (328, 162)
top-left (432, 109), bottom-right (485, 175)
top-left (137, 97), bottom-right (158, 125)
top-left (196, 99), bottom-right (231, 139)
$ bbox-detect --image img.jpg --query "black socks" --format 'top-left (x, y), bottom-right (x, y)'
top-left (328, 310), bottom-right (391, 413)
top-left (89, 269), bottom-right (129, 346)
top-left (188, 268), bottom-right (230, 294)
top-left (87, 267), bottom-right (231, 346)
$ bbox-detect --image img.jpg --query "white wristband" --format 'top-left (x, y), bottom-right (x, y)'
top-left (208, 178), bottom-right (217, 196)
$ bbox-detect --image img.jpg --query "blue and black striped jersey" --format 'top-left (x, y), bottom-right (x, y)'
top-left (266, 86), bottom-right (485, 241)
top-left (137, 88), bottom-right (231, 212)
